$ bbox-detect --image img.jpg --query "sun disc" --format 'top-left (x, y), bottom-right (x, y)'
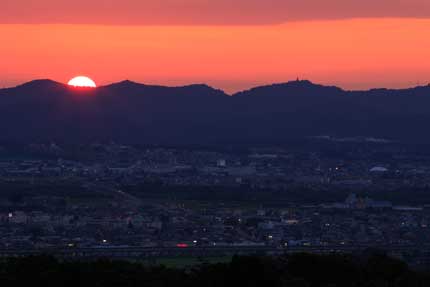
top-left (68, 76), bottom-right (97, 88)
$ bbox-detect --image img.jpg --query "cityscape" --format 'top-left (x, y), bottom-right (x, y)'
top-left (1, 140), bottom-right (430, 266)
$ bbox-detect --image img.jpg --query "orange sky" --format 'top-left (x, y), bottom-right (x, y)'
top-left (1, 18), bottom-right (430, 93)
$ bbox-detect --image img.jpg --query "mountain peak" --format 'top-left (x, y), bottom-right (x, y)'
top-left (178, 84), bottom-right (225, 95)
top-left (16, 79), bottom-right (65, 89)
top-left (0, 79), bottom-right (69, 95)
top-left (102, 80), bottom-right (146, 89)
top-left (98, 80), bottom-right (227, 97)
top-left (233, 79), bottom-right (344, 97)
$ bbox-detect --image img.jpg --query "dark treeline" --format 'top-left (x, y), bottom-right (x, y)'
top-left (0, 253), bottom-right (429, 287)
top-left (3, 181), bottom-right (430, 206)
top-left (123, 183), bottom-right (430, 206)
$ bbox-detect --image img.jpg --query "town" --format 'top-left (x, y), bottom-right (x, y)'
top-left (1, 139), bottom-right (430, 265)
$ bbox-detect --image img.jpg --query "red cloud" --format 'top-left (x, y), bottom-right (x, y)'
top-left (1, 0), bottom-right (430, 25)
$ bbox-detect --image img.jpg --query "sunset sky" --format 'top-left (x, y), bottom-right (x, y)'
top-left (1, 0), bottom-right (430, 93)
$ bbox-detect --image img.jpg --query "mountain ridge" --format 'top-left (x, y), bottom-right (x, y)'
top-left (2, 78), bottom-right (430, 96)
top-left (1, 78), bottom-right (430, 144)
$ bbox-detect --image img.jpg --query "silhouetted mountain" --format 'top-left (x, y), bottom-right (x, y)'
top-left (233, 80), bottom-right (345, 98)
top-left (1, 79), bottom-right (430, 144)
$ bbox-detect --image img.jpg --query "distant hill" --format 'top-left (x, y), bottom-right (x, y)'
top-left (1, 79), bottom-right (430, 144)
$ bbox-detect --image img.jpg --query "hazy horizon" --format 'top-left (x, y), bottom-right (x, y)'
top-left (2, 74), bottom-right (430, 95)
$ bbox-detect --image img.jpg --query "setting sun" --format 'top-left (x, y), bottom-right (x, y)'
top-left (68, 76), bottom-right (97, 88)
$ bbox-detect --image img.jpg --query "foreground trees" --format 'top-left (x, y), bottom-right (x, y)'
top-left (0, 253), bottom-right (428, 287)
